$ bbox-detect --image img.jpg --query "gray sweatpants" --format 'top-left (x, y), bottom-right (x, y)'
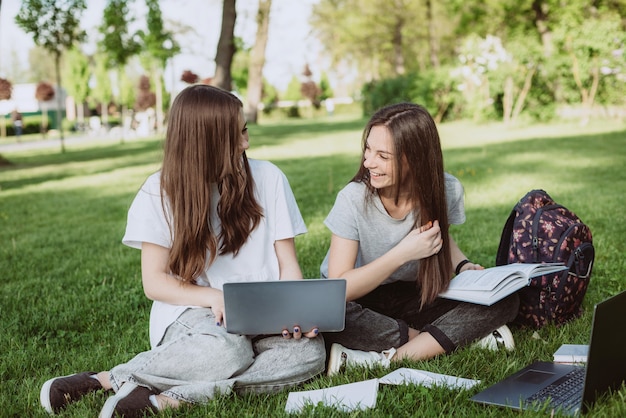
top-left (109, 308), bottom-right (326, 404)
top-left (323, 280), bottom-right (519, 354)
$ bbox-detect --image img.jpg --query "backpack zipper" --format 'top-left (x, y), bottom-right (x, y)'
top-left (531, 204), bottom-right (563, 262)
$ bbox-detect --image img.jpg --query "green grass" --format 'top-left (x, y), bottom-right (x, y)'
top-left (1, 113), bottom-right (626, 417)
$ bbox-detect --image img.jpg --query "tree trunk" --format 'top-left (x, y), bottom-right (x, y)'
top-left (532, 0), bottom-right (553, 58)
top-left (503, 76), bottom-right (514, 123)
top-left (391, 2), bottom-right (405, 76)
top-left (212, 0), bottom-right (237, 91)
top-left (154, 69), bottom-right (164, 134)
top-left (40, 102), bottom-right (48, 138)
top-left (54, 53), bottom-right (66, 152)
top-left (245, 0), bottom-right (271, 124)
top-left (426, 0), bottom-right (439, 68)
top-left (511, 66), bottom-right (536, 122)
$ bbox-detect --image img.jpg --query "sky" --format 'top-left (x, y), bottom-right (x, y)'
top-left (0, 0), bottom-right (321, 92)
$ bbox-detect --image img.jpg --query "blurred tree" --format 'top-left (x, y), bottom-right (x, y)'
top-left (212, 0), bottom-right (237, 91)
top-left (181, 70), bottom-right (199, 84)
top-left (231, 37), bottom-right (250, 94)
top-left (118, 70), bottom-right (136, 118)
top-left (283, 74), bottom-right (302, 117)
top-left (310, 0), bottom-right (453, 83)
top-left (62, 47), bottom-right (91, 131)
top-left (318, 71), bottom-right (333, 101)
top-left (91, 53), bottom-right (114, 129)
top-left (553, 8), bottom-right (626, 123)
top-left (16, 0), bottom-right (87, 152)
top-left (135, 75), bottom-right (156, 111)
top-left (7, 50), bottom-right (28, 83)
top-left (0, 78), bottom-right (12, 137)
top-left (99, 0), bottom-right (141, 141)
top-left (300, 64), bottom-right (321, 109)
top-left (283, 75), bottom-right (303, 101)
top-left (245, 0), bottom-right (271, 124)
top-left (0, 78), bottom-right (11, 101)
top-left (27, 47), bottom-right (57, 83)
top-left (35, 81), bottom-right (55, 137)
top-left (137, 0), bottom-right (179, 133)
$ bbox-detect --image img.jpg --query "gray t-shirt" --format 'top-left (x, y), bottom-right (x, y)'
top-left (320, 173), bottom-right (465, 284)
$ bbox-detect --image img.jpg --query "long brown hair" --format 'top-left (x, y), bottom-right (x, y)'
top-left (353, 102), bottom-right (452, 307)
top-left (161, 84), bottom-right (263, 282)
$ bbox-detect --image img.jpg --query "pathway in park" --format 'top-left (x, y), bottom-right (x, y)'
top-left (0, 132), bottom-right (145, 153)
top-left (0, 137), bottom-right (84, 153)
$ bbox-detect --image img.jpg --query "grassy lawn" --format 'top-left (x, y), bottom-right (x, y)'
top-left (1, 113), bottom-right (625, 417)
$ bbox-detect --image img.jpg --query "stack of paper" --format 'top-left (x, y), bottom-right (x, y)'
top-left (285, 379), bottom-right (379, 413)
top-left (284, 368), bottom-right (480, 413)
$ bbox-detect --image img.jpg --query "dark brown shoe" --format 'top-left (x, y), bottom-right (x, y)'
top-left (40, 371), bottom-right (104, 413)
top-left (99, 383), bottom-right (158, 418)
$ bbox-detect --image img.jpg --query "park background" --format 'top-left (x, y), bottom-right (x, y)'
top-left (1, 0), bottom-right (626, 417)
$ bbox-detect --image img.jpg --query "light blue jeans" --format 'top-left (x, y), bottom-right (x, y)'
top-left (109, 308), bottom-right (326, 404)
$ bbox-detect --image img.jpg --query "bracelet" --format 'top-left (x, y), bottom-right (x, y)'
top-left (455, 259), bottom-right (471, 275)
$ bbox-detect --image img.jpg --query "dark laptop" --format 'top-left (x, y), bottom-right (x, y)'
top-left (223, 278), bottom-right (346, 335)
top-left (471, 290), bottom-right (626, 416)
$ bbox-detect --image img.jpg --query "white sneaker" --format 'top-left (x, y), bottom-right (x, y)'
top-left (327, 343), bottom-right (396, 376)
top-left (475, 325), bottom-right (515, 351)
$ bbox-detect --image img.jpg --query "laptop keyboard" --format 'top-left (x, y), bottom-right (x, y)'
top-left (526, 367), bottom-right (585, 410)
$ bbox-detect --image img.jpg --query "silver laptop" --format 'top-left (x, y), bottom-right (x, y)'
top-left (471, 290), bottom-right (626, 415)
top-left (223, 279), bottom-right (346, 335)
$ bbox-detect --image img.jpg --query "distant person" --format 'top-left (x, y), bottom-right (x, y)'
top-left (325, 98), bottom-right (335, 116)
top-left (11, 110), bottom-right (23, 140)
top-left (39, 85), bottom-right (325, 417)
top-left (320, 102), bottom-right (519, 375)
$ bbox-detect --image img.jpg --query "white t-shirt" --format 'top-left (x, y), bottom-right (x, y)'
top-left (122, 159), bottom-right (307, 348)
top-left (320, 173), bottom-right (465, 285)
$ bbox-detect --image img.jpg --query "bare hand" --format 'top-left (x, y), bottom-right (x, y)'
top-left (395, 220), bottom-right (443, 263)
top-left (210, 292), bottom-right (226, 327)
top-left (281, 326), bottom-right (319, 340)
top-left (459, 262), bottom-right (484, 273)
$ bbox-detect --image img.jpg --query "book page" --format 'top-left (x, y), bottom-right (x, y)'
top-left (446, 264), bottom-right (528, 291)
top-left (285, 379), bottom-right (378, 413)
top-left (446, 263), bottom-right (566, 292)
top-left (379, 368), bottom-right (480, 390)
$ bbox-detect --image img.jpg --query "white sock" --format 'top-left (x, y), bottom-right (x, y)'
top-left (149, 394), bottom-right (159, 409)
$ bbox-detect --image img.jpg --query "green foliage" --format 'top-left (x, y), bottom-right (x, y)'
top-left (361, 74), bottom-right (416, 116)
top-left (98, 0), bottom-right (140, 69)
top-left (117, 71), bottom-right (136, 110)
top-left (90, 53), bottom-right (113, 107)
top-left (1, 114), bottom-right (42, 136)
top-left (283, 75), bottom-right (303, 101)
top-left (62, 48), bottom-right (91, 105)
top-left (15, 0), bottom-right (87, 58)
top-left (137, 0), bottom-right (179, 68)
top-left (318, 71), bottom-right (334, 101)
top-left (310, 0), bottom-right (451, 80)
top-left (261, 79), bottom-right (279, 115)
top-left (1, 116), bottom-right (626, 416)
top-left (361, 70), bottom-right (461, 121)
top-left (231, 37), bottom-right (251, 95)
top-left (313, 0), bottom-right (626, 123)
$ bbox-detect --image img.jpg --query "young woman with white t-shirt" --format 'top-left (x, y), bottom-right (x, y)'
top-left (39, 85), bottom-right (325, 417)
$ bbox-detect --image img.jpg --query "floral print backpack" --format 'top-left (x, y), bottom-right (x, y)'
top-left (495, 189), bottom-right (595, 328)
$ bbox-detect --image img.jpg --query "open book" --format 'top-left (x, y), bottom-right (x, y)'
top-left (439, 263), bottom-right (567, 306)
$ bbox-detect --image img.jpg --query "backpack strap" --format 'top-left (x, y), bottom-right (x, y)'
top-left (495, 209), bottom-right (515, 266)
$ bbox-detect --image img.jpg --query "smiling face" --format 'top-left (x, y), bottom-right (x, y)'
top-left (363, 125), bottom-right (408, 193)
